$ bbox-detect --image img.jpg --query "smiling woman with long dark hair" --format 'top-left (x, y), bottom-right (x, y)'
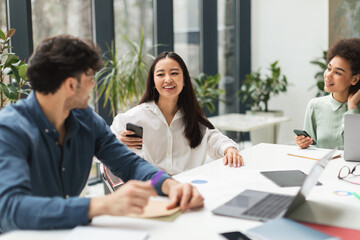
top-left (111, 51), bottom-right (243, 175)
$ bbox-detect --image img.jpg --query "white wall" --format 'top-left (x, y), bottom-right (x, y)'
top-left (251, 0), bottom-right (329, 144)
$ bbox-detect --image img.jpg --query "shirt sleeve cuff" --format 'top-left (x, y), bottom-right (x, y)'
top-left (220, 143), bottom-right (239, 156)
top-left (153, 173), bottom-right (172, 196)
top-left (69, 197), bottom-right (92, 226)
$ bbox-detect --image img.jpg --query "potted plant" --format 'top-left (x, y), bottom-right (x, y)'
top-left (0, 28), bottom-right (31, 109)
top-left (192, 73), bottom-right (225, 114)
top-left (310, 50), bottom-right (329, 97)
top-left (94, 28), bottom-right (154, 118)
top-left (238, 60), bottom-right (288, 112)
top-left (237, 60), bottom-right (288, 144)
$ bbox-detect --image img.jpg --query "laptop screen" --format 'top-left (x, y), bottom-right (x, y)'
top-left (344, 114), bottom-right (360, 161)
top-left (284, 150), bottom-right (335, 217)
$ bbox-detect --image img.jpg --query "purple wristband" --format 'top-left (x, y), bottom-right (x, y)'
top-left (151, 171), bottom-right (164, 186)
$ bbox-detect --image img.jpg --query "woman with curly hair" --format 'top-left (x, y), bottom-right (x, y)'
top-left (296, 38), bottom-right (360, 149)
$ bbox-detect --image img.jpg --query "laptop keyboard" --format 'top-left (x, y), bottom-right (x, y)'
top-left (243, 193), bottom-right (293, 219)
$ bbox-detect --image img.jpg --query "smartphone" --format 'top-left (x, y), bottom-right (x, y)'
top-left (126, 123), bottom-right (143, 150)
top-left (293, 129), bottom-right (316, 145)
top-left (220, 231), bottom-right (251, 240)
top-left (126, 123), bottom-right (143, 138)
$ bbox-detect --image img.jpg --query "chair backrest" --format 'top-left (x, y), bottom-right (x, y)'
top-left (99, 163), bottom-right (124, 193)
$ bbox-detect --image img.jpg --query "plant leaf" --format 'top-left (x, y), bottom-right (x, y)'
top-left (0, 29), bottom-right (5, 40)
top-left (5, 29), bottom-right (16, 40)
top-left (2, 67), bottom-right (12, 75)
top-left (0, 83), bottom-right (17, 100)
top-left (10, 65), bottom-right (20, 83)
top-left (19, 64), bottom-right (28, 79)
top-left (7, 84), bottom-right (18, 100)
top-left (0, 82), bottom-right (9, 97)
top-left (5, 55), bottom-right (19, 67)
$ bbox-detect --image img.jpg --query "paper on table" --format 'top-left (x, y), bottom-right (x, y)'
top-left (246, 218), bottom-right (339, 240)
top-left (173, 174), bottom-right (220, 192)
top-left (126, 198), bottom-right (180, 219)
top-left (307, 181), bottom-right (360, 206)
top-left (287, 148), bottom-right (341, 161)
top-left (173, 174), bottom-right (235, 204)
top-left (288, 182), bottom-right (360, 231)
top-left (62, 226), bottom-right (148, 240)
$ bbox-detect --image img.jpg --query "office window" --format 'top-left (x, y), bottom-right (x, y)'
top-left (31, 0), bottom-right (95, 180)
top-left (0, 0), bottom-right (6, 32)
top-left (173, 0), bottom-right (200, 78)
top-left (114, 0), bottom-right (153, 57)
top-left (31, 0), bottom-right (92, 49)
top-left (217, 0), bottom-right (235, 114)
top-left (31, 0), bottom-right (94, 105)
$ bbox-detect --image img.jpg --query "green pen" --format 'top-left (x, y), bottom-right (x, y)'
top-left (353, 192), bottom-right (360, 200)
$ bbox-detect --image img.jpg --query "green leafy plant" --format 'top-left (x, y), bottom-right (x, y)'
top-left (237, 60), bottom-right (288, 112)
top-left (95, 28), bottom-right (154, 117)
top-left (192, 73), bottom-right (225, 113)
top-left (310, 50), bottom-right (329, 97)
top-left (0, 28), bottom-right (30, 109)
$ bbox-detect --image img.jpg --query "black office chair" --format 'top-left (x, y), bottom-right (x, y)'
top-left (99, 163), bottom-right (124, 194)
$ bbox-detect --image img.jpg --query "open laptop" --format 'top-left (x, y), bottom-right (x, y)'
top-left (344, 114), bottom-right (360, 161)
top-left (212, 150), bottom-right (335, 221)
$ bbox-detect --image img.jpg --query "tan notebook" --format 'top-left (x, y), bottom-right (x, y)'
top-left (126, 199), bottom-right (181, 221)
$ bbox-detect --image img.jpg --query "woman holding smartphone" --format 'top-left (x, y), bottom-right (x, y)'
top-left (296, 38), bottom-right (360, 149)
top-left (111, 52), bottom-right (243, 175)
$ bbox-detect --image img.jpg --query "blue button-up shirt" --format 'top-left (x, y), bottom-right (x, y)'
top-left (0, 92), bottom-right (170, 232)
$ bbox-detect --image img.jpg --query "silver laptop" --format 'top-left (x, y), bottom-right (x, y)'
top-left (212, 150), bottom-right (335, 221)
top-left (344, 114), bottom-right (360, 161)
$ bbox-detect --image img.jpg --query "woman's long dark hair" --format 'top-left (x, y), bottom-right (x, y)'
top-left (139, 51), bottom-right (214, 148)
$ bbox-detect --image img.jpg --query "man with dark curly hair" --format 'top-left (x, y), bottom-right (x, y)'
top-left (295, 38), bottom-right (360, 149)
top-left (0, 35), bottom-right (204, 232)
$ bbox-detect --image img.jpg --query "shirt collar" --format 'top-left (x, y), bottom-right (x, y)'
top-left (146, 101), bottom-right (184, 121)
top-left (24, 91), bottom-right (79, 140)
top-left (328, 93), bottom-right (347, 112)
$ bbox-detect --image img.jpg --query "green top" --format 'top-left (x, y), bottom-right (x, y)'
top-left (304, 94), bottom-right (360, 150)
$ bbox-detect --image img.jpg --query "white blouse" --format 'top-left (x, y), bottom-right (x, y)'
top-left (110, 101), bottom-right (238, 175)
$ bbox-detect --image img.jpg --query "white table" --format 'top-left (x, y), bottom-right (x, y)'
top-left (1, 144), bottom-right (359, 240)
top-left (208, 113), bottom-right (290, 132)
top-left (208, 113), bottom-right (290, 144)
